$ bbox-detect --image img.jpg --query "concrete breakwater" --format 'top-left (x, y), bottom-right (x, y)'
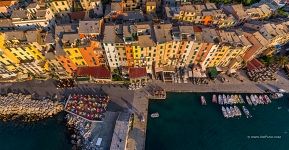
top-left (0, 93), bottom-right (64, 122)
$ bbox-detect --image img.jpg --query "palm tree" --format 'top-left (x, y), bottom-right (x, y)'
top-left (277, 56), bottom-right (289, 68)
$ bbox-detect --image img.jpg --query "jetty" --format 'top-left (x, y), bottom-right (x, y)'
top-left (146, 84), bottom-right (166, 100)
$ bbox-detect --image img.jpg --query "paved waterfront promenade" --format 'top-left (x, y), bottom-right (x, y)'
top-left (155, 71), bottom-right (289, 93)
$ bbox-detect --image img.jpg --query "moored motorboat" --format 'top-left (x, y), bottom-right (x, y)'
top-left (226, 107), bottom-right (232, 118)
top-left (260, 95), bottom-right (267, 104)
top-left (271, 93), bottom-right (283, 99)
top-left (223, 94), bottom-right (227, 105)
top-left (231, 94), bottom-right (236, 104)
top-left (246, 95), bottom-right (252, 106)
top-left (212, 95), bottom-right (217, 103)
top-left (218, 95), bottom-right (223, 105)
top-left (258, 95), bottom-right (265, 104)
top-left (201, 96), bottom-right (207, 105)
top-left (278, 88), bottom-right (286, 93)
top-left (230, 106), bottom-right (236, 117)
top-left (234, 106), bottom-right (242, 116)
top-left (222, 106), bottom-right (228, 118)
top-left (264, 95), bottom-right (271, 103)
top-left (227, 95), bottom-right (231, 104)
top-left (235, 94), bottom-right (241, 103)
top-left (250, 95), bottom-right (257, 106)
top-left (239, 95), bottom-right (245, 103)
top-left (218, 95), bottom-right (222, 105)
top-left (254, 95), bottom-right (261, 104)
top-left (242, 106), bottom-right (252, 118)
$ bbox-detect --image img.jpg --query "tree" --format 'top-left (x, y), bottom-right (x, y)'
top-left (277, 56), bottom-right (289, 68)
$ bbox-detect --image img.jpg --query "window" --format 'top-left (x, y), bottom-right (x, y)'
top-left (62, 2), bottom-right (65, 5)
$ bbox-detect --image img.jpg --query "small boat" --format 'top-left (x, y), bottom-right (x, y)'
top-left (260, 95), bottom-right (267, 104)
top-left (231, 94), bottom-right (236, 104)
top-left (234, 106), bottom-right (242, 116)
top-left (218, 95), bottom-right (222, 105)
top-left (250, 95), bottom-right (257, 106)
top-left (254, 95), bottom-right (261, 104)
top-left (264, 95), bottom-right (271, 103)
top-left (242, 106), bottom-right (252, 118)
top-left (271, 93), bottom-right (283, 99)
top-left (212, 95), bottom-right (217, 103)
top-left (201, 96), bottom-right (207, 105)
top-left (222, 106), bottom-right (228, 118)
top-left (278, 89), bottom-right (286, 93)
top-left (223, 94), bottom-right (227, 105)
top-left (239, 95), bottom-right (245, 103)
top-left (258, 95), bottom-right (265, 104)
top-left (227, 95), bottom-right (231, 104)
top-left (230, 106), bottom-right (236, 117)
top-left (246, 95), bottom-right (252, 106)
top-left (235, 95), bottom-right (240, 103)
top-left (151, 112), bottom-right (159, 118)
top-left (226, 107), bottom-right (232, 118)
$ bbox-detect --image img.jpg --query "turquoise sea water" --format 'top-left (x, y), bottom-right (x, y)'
top-left (0, 112), bottom-right (72, 150)
top-left (146, 93), bottom-right (289, 150)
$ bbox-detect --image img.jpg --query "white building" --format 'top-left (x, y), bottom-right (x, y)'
top-left (102, 25), bottom-right (123, 69)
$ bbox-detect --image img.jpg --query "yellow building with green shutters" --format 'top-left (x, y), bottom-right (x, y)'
top-left (132, 45), bottom-right (141, 66)
top-left (64, 47), bottom-right (87, 66)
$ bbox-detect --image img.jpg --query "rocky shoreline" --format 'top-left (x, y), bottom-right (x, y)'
top-left (66, 114), bottom-right (94, 150)
top-left (0, 93), bottom-right (64, 122)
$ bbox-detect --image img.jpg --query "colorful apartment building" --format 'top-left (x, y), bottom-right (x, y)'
top-left (49, 0), bottom-right (71, 13)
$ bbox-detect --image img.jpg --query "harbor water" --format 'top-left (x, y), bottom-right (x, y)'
top-left (0, 112), bottom-right (72, 150)
top-left (146, 92), bottom-right (289, 150)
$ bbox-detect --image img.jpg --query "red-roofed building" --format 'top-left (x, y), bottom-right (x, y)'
top-left (246, 58), bottom-right (264, 71)
top-left (69, 11), bottom-right (86, 21)
top-left (128, 67), bottom-right (148, 83)
top-left (193, 26), bottom-right (202, 32)
top-left (75, 66), bottom-right (111, 82)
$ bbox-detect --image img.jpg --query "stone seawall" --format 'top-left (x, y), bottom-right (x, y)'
top-left (0, 93), bottom-right (64, 122)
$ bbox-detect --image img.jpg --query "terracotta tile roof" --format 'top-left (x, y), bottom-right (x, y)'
top-left (251, 58), bottom-right (264, 68)
top-left (129, 67), bottom-right (147, 79)
top-left (193, 26), bottom-right (202, 32)
top-left (246, 58), bottom-right (264, 71)
top-left (76, 66), bottom-right (111, 79)
top-left (69, 11), bottom-right (85, 20)
top-left (242, 33), bottom-right (263, 62)
top-left (0, 1), bottom-right (14, 7)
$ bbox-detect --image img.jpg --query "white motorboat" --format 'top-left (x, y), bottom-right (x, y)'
top-left (222, 106), bottom-right (228, 118)
top-left (246, 95), bottom-right (252, 106)
top-left (151, 112), bottom-right (159, 118)
top-left (242, 106), bottom-right (252, 118)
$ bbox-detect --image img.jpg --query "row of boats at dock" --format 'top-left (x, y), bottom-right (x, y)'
top-left (200, 94), bottom-right (276, 119)
top-left (221, 105), bottom-right (252, 119)
top-left (201, 94), bottom-right (273, 106)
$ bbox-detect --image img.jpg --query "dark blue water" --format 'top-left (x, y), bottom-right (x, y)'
top-left (0, 113), bottom-right (72, 150)
top-left (146, 93), bottom-right (289, 150)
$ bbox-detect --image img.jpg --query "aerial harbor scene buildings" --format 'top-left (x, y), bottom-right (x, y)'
top-left (1, 0), bottom-right (289, 149)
